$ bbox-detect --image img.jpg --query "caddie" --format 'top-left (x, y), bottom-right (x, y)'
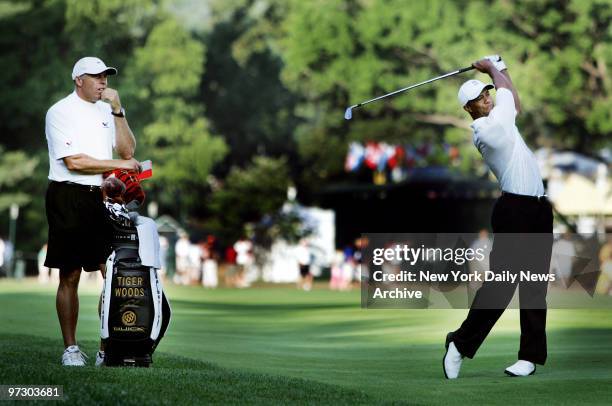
top-left (44, 56), bottom-right (140, 366)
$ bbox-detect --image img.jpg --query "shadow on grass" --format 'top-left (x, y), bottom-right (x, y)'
top-left (170, 298), bottom-right (358, 313)
top-left (0, 333), bottom-right (380, 405)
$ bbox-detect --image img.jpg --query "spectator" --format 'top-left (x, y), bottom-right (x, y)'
top-left (234, 237), bottom-right (253, 288)
top-left (38, 243), bottom-right (59, 284)
top-left (174, 233), bottom-right (191, 285)
top-left (0, 236), bottom-right (5, 277)
top-left (188, 242), bottom-right (203, 285)
top-left (550, 232), bottom-right (575, 287)
top-left (340, 251), bottom-right (355, 291)
top-left (159, 235), bottom-right (169, 279)
top-left (296, 239), bottom-right (313, 291)
top-left (202, 251), bottom-right (219, 289)
top-left (330, 250), bottom-right (345, 291)
top-left (3, 238), bottom-right (14, 277)
top-left (598, 239), bottom-right (612, 295)
top-left (224, 246), bottom-right (238, 287)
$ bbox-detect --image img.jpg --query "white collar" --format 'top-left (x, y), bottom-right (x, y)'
top-left (70, 91), bottom-right (98, 108)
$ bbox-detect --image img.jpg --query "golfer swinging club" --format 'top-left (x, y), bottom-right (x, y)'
top-left (443, 56), bottom-right (553, 378)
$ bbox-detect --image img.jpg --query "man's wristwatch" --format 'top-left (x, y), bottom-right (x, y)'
top-left (111, 107), bottom-right (126, 118)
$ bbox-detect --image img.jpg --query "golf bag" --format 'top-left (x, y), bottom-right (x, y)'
top-left (100, 201), bottom-right (171, 367)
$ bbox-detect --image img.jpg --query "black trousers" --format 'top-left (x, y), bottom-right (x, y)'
top-left (452, 192), bottom-right (553, 365)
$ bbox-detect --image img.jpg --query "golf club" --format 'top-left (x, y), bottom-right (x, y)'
top-left (344, 62), bottom-right (493, 120)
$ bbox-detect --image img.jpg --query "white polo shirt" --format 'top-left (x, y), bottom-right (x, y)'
top-left (45, 91), bottom-right (116, 186)
top-left (472, 88), bottom-right (545, 196)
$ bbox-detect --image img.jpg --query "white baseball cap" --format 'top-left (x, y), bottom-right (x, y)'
top-left (71, 57), bottom-right (117, 80)
top-left (457, 79), bottom-right (494, 107)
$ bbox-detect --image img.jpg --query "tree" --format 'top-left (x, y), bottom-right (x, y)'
top-left (0, 0), bottom-right (167, 251)
top-left (488, 0), bottom-right (612, 151)
top-left (199, 1), bottom-right (300, 173)
top-left (0, 147), bottom-right (41, 254)
top-left (231, 0), bottom-right (611, 190)
top-left (0, 147), bottom-right (38, 212)
top-left (121, 18), bottom-right (228, 218)
top-left (0, 0), bottom-right (226, 251)
top-left (207, 156), bottom-right (291, 245)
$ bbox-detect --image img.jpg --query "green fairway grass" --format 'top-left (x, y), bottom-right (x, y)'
top-left (1, 279), bottom-right (611, 405)
top-left (0, 334), bottom-right (373, 405)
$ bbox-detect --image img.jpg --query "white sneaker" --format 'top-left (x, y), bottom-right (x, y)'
top-left (95, 351), bottom-right (105, 367)
top-left (443, 341), bottom-right (463, 379)
top-left (505, 360), bottom-right (536, 376)
top-left (61, 345), bottom-right (88, 366)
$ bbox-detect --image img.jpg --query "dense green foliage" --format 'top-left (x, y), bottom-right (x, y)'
top-left (235, 0), bottom-right (611, 186)
top-left (0, 147), bottom-right (38, 212)
top-left (0, 0), bottom-right (609, 253)
top-left (208, 156), bottom-right (291, 244)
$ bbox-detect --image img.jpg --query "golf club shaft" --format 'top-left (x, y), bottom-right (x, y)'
top-left (353, 66), bottom-right (474, 109)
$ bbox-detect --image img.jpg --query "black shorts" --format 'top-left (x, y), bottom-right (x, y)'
top-left (45, 181), bottom-right (112, 270)
top-left (299, 264), bottom-right (310, 277)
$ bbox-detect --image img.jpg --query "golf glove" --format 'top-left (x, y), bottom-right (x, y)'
top-left (485, 55), bottom-right (507, 71)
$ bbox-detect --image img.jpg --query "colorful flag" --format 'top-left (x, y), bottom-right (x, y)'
top-left (365, 142), bottom-right (384, 170)
top-left (345, 143), bottom-right (365, 172)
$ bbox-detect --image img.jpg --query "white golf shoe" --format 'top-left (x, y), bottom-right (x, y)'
top-left (443, 333), bottom-right (464, 379)
top-left (95, 351), bottom-right (105, 367)
top-left (504, 360), bottom-right (536, 376)
top-left (61, 345), bottom-right (88, 366)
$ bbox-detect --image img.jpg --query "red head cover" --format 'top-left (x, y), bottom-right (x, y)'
top-left (102, 169), bottom-right (145, 209)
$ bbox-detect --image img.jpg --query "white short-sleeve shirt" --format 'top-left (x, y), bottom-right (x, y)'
top-left (472, 88), bottom-right (545, 196)
top-left (45, 91), bottom-right (116, 186)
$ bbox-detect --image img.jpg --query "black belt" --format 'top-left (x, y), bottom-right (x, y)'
top-left (53, 181), bottom-right (101, 192)
top-left (501, 191), bottom-right (548, 202)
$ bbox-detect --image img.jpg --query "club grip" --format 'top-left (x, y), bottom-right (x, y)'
top-left (458, 66), bottom-right (475, 73)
